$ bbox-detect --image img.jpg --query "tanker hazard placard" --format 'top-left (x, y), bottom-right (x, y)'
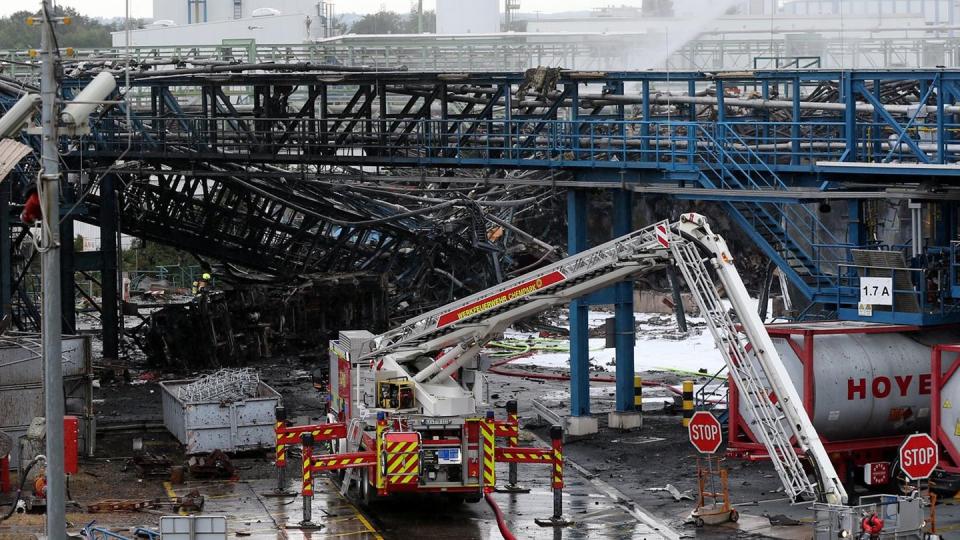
top-left (436, 271), bottom-right (566, 328)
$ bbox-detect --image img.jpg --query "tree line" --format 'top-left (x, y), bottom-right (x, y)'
top-left (0, 6), bottom-right (121, 49)
top-left (348, 8), bottom-right (437, 34)
top-left (0, 5), bottom-right (437, 51)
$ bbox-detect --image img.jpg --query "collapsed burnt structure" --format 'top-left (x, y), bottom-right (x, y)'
top-left (138, 272), bottom-right (388, 370)
top-left (0, 68), bottom-right (569, 368)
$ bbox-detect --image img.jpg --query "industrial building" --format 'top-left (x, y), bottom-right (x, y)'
top-left (3, 0), bottom-right (960, 539)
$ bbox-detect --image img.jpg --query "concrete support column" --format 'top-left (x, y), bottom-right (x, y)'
top-left (566, 189), bottom-right (596, 436)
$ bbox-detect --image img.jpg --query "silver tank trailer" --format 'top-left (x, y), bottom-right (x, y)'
top-left (739, 331), bottom-right (937, 441)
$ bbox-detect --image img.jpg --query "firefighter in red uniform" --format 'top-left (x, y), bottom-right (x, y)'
top-left (21, 189), bottom-right (41, 225)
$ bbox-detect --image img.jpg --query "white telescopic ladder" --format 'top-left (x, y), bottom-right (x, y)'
top-left (669, 213), bottom-right (846, 505)
top-left (361, 213), bottom-right (846, 505)
top-left (365, 221), bottom-right (670, 358)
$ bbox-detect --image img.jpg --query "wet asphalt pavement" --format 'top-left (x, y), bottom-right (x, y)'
top-left (3, 360), bottom-right (956, 539)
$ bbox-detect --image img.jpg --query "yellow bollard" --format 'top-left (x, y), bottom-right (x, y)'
top-left (682, 380), bottom-right (694, 427)
top-left (634, 376), bottom-right (643, 411)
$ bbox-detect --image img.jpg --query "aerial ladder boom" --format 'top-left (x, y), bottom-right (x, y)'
top-left (670, 214), bottom-right (847, 505)
top-left (358, 213), bottom-right (846, 505)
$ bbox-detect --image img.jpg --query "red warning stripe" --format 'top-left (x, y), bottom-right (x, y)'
top-left (493, 421), bottom-right (518, 438)
top-left (656, 224), bottom-right (669, 248)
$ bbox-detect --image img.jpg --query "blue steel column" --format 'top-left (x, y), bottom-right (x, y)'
top-left (848, 200), bottom-right (863, 247)
top-left (791, 77), bottom-right (801, 165)
top-left (937, 75), bottom-right (946, 163)
top-left (842, 73), bottom-right (857, 162)
top-left (567, 189), bottom-right (590, 418)
top-left (872, 79), bottom-right (882, 159)
top-left (613, 190), bottom-right (635, 412)
top-left (641, 80), bottom-right (651, 160)
top-left (60, 185), bottom-right (76, 334)
top-left (100, 174), bottom-right (119, 363)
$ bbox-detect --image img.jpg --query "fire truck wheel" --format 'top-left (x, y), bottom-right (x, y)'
top-left (360, 468), bottom-right (374, 506)
top-left (464, 492), bottom-right (482, 504)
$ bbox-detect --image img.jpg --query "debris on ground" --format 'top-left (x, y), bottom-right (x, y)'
top-left (187, 450), bottom-right (236, 480)
top-left (175, 369), bottom-right (261, 403)
top-left (172, 489), bottom-right (205, 513)
top-left (764, 513), bottom-right (803, 526)
top-left (86, 500), bottom-right (154, 513)
top-left (646, 484), bottom-right (694, 502)
top-left (130, 453), bottom-right (173, 478)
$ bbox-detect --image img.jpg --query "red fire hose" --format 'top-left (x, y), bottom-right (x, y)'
top-left (485, 493), bottom-right (517, 540)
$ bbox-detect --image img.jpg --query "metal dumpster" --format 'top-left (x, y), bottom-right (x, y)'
top-left (160, 377), bottom-right (281, 454)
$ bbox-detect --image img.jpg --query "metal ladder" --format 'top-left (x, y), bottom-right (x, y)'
top-left (339, 418), bottom-right (365, 497)
top-left (670, 239), bottom-right (818, 502)
top-left (368, 221), bottom-right (668, 358)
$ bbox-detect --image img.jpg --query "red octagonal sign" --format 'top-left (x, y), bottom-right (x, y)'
top-left (688, 411), bottom-right (723, 454)
top-left (899, 433), bottom-right (938, 481)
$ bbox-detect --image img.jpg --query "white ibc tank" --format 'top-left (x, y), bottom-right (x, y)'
top-left (436, 0), bottom-right (499, 34)
top-left (741, 331), bottom-right (940, 441)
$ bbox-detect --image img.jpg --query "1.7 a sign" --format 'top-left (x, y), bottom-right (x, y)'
top-left (860, 277), bottom-right (893, 306)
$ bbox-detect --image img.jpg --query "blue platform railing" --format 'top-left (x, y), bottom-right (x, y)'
top-left (68, 108), bottom-right (960, 322)
top-left (84, 115), bottom-right (960, 170)
top-left (84, 115), bottom-right (865, 300)
top-left (834, 263), bottom-right (957, 324)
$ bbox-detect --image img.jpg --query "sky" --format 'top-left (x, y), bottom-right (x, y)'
top-left (1, 0), bottom-right (646, 20)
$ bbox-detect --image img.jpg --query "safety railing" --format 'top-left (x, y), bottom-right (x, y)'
top-left (86, 116), bottom-right (706, 169)
top-left (84, 115), bottom-right (960, 169)
top-left (950, 241), bottom-right (960, 294)
top-left (835, 263), bottom-right (953, 318)
top-left (128, 265), bottom-right (205, 292)
top-left (0, 40), bottom-right (604, 75)
top-left (693, 364), bottom-right (729, 417)
top-left (723, 119), bottom-right (960, 166)
top-left (812, 494), bottom-right (924, 540)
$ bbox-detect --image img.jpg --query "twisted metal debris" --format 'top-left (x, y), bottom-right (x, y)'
top-left (176, 368), bottom-right (261, 403)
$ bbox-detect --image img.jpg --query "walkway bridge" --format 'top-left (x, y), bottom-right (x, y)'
top-left (47, 67), bottom-right (960, 326)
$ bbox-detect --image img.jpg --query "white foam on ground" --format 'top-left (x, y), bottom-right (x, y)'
top-left (503, 299), bottom-right (773, 376)
top-left (510, 332), bottom-right (726, 375)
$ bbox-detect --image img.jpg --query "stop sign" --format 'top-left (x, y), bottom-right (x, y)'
top-left (688, 411), bottom-right (723, 454)
top-left (899, 433), bottom-right (938, 481)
